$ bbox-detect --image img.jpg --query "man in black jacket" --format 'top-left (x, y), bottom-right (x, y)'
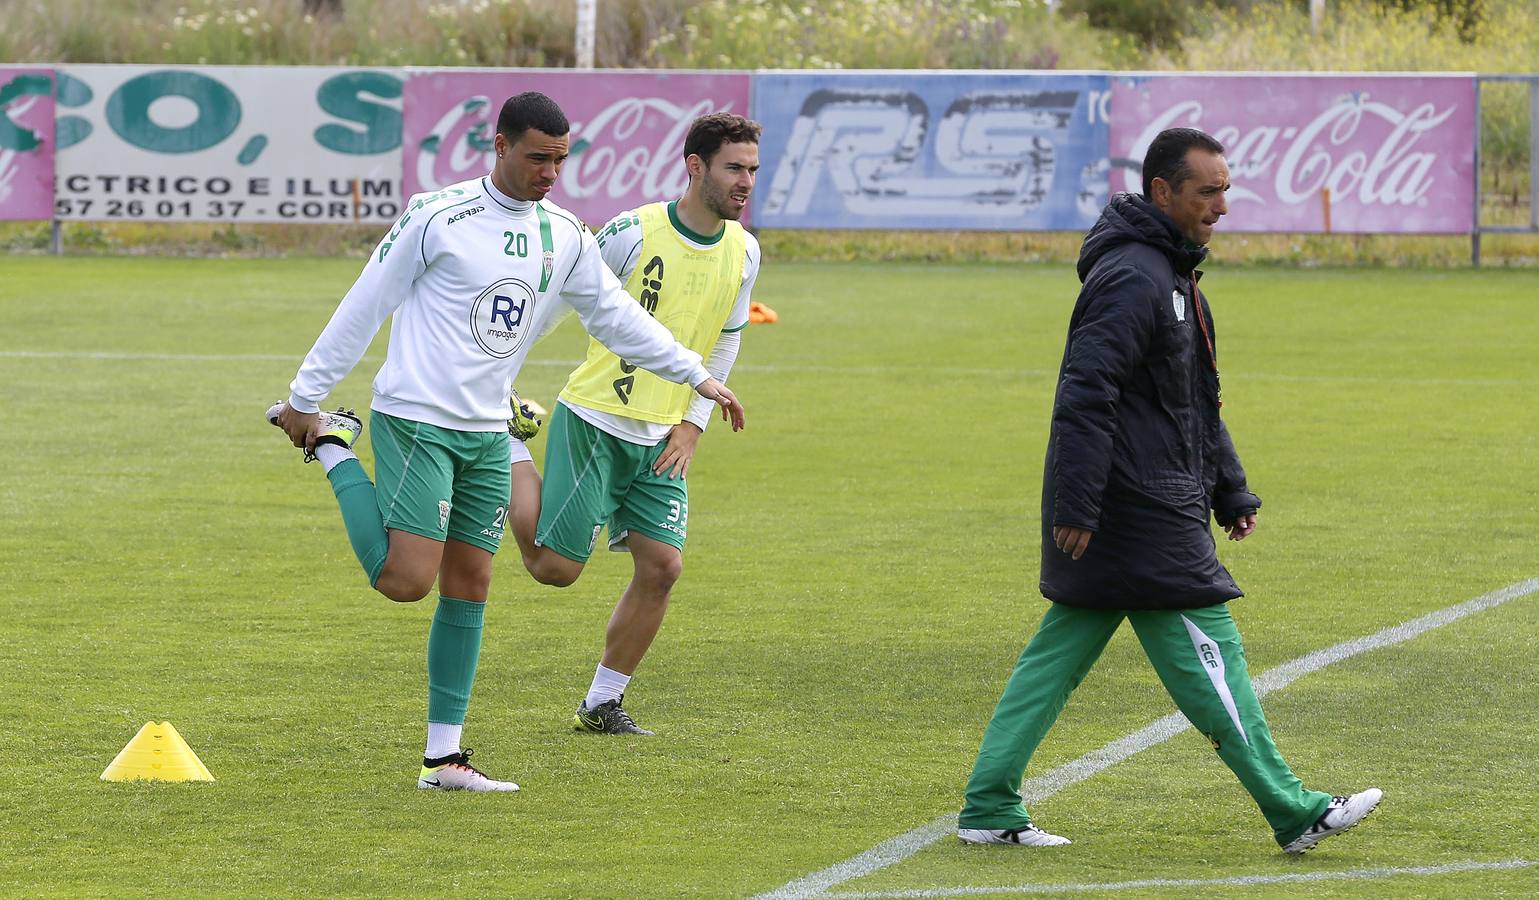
top-left (957, 128), bottom-right (1381, 854)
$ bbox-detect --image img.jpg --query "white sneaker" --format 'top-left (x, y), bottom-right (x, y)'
top-left (1283, 788), bottom-right (1382, 853)
top-left (416, 749), bottom-right (519, 792)
top-left (958, 823), bottom-right (1071, 846)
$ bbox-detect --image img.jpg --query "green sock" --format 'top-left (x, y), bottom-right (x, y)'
top-left (427, 596), bottom-right (485, 726)
top-left (325, 458), bottom-right (389, 586)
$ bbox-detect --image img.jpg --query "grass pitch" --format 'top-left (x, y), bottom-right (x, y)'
top-left (1, 256), bottom-right (1536, 898)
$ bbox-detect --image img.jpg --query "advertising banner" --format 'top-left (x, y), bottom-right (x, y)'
top-left (752, 71), bottom-right (1113, 231)
top-left (1110, 74), bottom-right (1476, 233)
top-left (403, 70), bottom-right (751, 224)
top-left (0, 67), bottom-right (55, 221)
top-left (52, 65), bottom-right (404, 224)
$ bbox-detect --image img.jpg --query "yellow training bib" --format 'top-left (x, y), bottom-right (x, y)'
top-left (560, 201), bottom-right (746, 424)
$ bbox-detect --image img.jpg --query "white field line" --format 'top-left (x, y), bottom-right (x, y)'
top-left (824, 858), bottom-right (1539, 898)
top-left (756, 578), bottom-right (1539, 900)
top-left (0, 350), bottom-right (1531, 387)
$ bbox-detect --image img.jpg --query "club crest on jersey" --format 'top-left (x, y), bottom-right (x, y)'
top-left (438, 500), bottom-right (451, 530)
top-left (471, 278), bottom-right (538, 358)
top-left (1172, 290), bottom-right (1187, 322)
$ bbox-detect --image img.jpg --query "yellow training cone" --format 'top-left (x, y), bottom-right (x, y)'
top-left (101, 721), bottom-right (214, 782)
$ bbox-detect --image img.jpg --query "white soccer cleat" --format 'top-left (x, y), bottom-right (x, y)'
top-left (416, 749), bottom-right (519, 793)
top-left (958, 823), bottom-right (1071, 847)
top-left (1283, 787), bottom-right (1382, 854)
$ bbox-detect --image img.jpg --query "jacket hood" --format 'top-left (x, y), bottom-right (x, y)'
top-left (1077, 192), bottom-right (1208, 282)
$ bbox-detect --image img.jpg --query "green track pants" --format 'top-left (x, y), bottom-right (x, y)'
top-left (959, 603), bottom-right (1331, 846)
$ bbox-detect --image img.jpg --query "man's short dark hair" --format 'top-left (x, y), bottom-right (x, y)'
top-left (1142, 127), bottom-right (1224, 198)
top-left (682, 113), bottom-right (762, 167)
top-left (496, 92), bottom-right (569, 141)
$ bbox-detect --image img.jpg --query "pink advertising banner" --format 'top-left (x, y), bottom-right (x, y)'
top-left (0, 67), bottom-right (56, 221)
top-left (1111, 74), bottom-right (1475, 234)
top-left (403, 70), bottom-right (751, 224)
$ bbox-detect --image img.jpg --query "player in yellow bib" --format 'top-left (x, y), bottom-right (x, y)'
top-left (507, 113), bottom-right (761, 734)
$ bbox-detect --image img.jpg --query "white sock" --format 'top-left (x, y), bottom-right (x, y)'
top-left (313, 443), bottom-right (356, 473)
top-left (425, 722), bottom-right (462, 762)
top-left (585, 663), bottom-right (632, 709)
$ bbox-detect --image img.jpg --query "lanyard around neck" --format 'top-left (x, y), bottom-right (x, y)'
top-left (1189, 276), bottom-right (1222, 407)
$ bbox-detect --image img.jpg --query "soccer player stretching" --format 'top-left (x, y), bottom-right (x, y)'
top-left (267, 93), bottom-right (742, 790)
top-left (506, 113), bottom-right (761, 735)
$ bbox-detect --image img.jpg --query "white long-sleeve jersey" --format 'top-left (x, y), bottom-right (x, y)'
top-left (287, 176), bottom-right (710, 432)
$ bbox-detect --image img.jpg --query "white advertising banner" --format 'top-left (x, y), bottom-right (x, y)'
top-left (52, 64), bottom-right (404, 224)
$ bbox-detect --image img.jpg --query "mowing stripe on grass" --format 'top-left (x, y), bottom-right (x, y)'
top-left (757, 577), bottom-right (1539, 900)
top-left (823, 858), bottom-right (1539, 897)
top-left (0, 351), bottom-right (1531, 387)
top-left (0, 350), bottom-right (575, 366)
top-left (0, 350), bottom-right (1050, 380)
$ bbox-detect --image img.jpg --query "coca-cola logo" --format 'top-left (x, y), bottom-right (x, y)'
top-left (0, 73), bottom-right (51, 207)
top-left (414, 95), bottom-right (731, 204)
top-left (0, 146), bottom-right (23, 203)
top-left (1123, 94), bottom-right (1459, 208)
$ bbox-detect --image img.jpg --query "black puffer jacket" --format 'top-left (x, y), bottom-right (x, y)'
top-left (1039, 192), bottom-right (1260, 610)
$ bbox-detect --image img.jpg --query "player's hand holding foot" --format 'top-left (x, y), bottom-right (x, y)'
top-left (653, 422), bottom-right (703, 480)
top-left (694, 377), bottom-right (744, 431)
top-left (269, 400), bottom-right (321, 454)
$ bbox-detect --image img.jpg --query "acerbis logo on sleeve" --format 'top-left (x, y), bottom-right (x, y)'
top-left (471, 278), bottom-right (538, 358)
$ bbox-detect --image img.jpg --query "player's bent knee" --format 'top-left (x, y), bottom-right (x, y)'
top-left (530, 565), bottom-right (579, 589)
top-left (524, 551), bottom-right (582, 588)
top-left (373, 565), bottom-right (436, 603)
top-left (375, 578), bottom-right (433, 603)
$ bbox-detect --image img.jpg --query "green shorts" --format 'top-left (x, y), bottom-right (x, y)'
top-left (370, 410), bottom-right (512, 555)
top-left (535, 404), bottom-right (688, 562)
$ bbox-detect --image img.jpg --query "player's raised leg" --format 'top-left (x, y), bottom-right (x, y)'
top-left (506, 447), bottom-right (555, 576)
top-left (509, 402), bottom-right (597, 588)
top-left (504, 388), bottom-right (550, 568)
top-left (266, 402), bottom-right (452, 602)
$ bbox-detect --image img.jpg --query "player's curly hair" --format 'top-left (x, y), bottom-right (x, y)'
top-left (682, 113), bottom-right (762, 167)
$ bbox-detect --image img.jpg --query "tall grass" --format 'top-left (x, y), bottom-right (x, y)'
top-left (0, 0), bottom-right (690, 68)
top-left (1169, 0), bottom-right (1535, 212)
top-left (646, 0), bottom-right (1131, 70)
